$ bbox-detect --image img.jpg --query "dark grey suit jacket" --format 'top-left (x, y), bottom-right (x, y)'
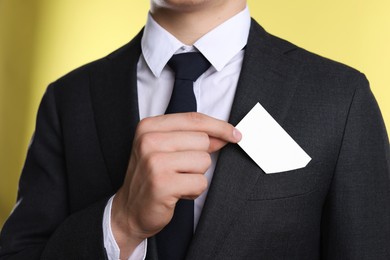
top-left (1, 19), bottom-right (390, 259)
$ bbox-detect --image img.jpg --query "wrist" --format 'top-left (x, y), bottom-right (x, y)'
top-left (111, 192), bottom-right (144, 259)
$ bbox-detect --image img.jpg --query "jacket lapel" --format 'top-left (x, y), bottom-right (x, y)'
top-left (89, 30), bottom-right (143, 191)
top-left (186, 20), bottom-right (303, 259)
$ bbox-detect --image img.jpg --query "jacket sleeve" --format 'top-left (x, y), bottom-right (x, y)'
top-left (320, 74), bottom-right (390, 259)
top-left (0, 84), bottom-right (108, 259)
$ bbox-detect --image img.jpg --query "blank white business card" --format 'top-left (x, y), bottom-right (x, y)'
top-left (235, 103), bottom-right (311, 174)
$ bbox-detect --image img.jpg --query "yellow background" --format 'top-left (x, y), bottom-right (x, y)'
top-left (0, 1), bottom-right (389, 228)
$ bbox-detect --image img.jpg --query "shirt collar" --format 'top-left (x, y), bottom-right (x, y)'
top-left (141, 6), bottom-right (251, 77)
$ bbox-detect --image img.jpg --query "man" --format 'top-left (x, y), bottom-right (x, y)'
top-left (1, 0), bottom-right (389, 259)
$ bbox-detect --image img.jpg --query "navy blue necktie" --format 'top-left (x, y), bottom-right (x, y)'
top-left (156, 52), bottom-right (210, 260)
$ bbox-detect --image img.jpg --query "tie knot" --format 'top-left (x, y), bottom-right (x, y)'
top-left (168, 52), bottom-right (211, 81)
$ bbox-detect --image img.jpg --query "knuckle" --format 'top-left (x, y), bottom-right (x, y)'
top-left (199, 151), bottom-right (212, 167)
top-left (205, 152), bottom-right (212, 165)
top-left (187, 112), bottom-right (203, 123)
top-left (145, 160), bottom-right (166, 191)
top-left (199, 132), bottom-right (210, 148)
top-left (137, 117), bottom-right (152, 132)
top-left (144, 152), bottom-right (163, 175)
top-left (148, 172), bottom-right (163, 191)
top-left (195, 175), bottom-right (208, 194)
top-left (224, 125), bottom-right (234, 139)
top-left (138, 133), bottom-right (158, 154)
top-left (152, 152), bottom-right (165, 167)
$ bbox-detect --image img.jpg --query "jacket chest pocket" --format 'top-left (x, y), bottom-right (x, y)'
top-left (247, 161), bottom-right (325, 200)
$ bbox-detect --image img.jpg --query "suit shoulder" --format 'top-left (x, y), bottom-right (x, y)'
top-left (249, 20), bottom-right (370, 109)
top-left (50, 30), bottom-right (142, 93)
top-left (249, 20), bottom-right (366, 87)
top-left (269, 33), bottom-right (366, 85)
top-left (51, 43), bottom-right (130, 89)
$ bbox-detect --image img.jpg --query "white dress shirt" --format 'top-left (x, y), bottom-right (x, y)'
top-left (103, 6), bottom-right (251, 259)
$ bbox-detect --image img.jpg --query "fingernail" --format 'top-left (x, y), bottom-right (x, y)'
top-left (233, 128), bottom-right (242, 142)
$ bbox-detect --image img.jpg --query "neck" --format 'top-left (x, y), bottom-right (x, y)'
top-left (150, 0), bottom-right (247, 45)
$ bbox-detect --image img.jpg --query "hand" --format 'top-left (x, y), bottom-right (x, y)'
top-left (111, 112), bottom-right (242, 258)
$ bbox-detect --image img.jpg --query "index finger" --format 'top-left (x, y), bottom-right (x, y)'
top-left (135, 112), bottom-right (242, 143)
